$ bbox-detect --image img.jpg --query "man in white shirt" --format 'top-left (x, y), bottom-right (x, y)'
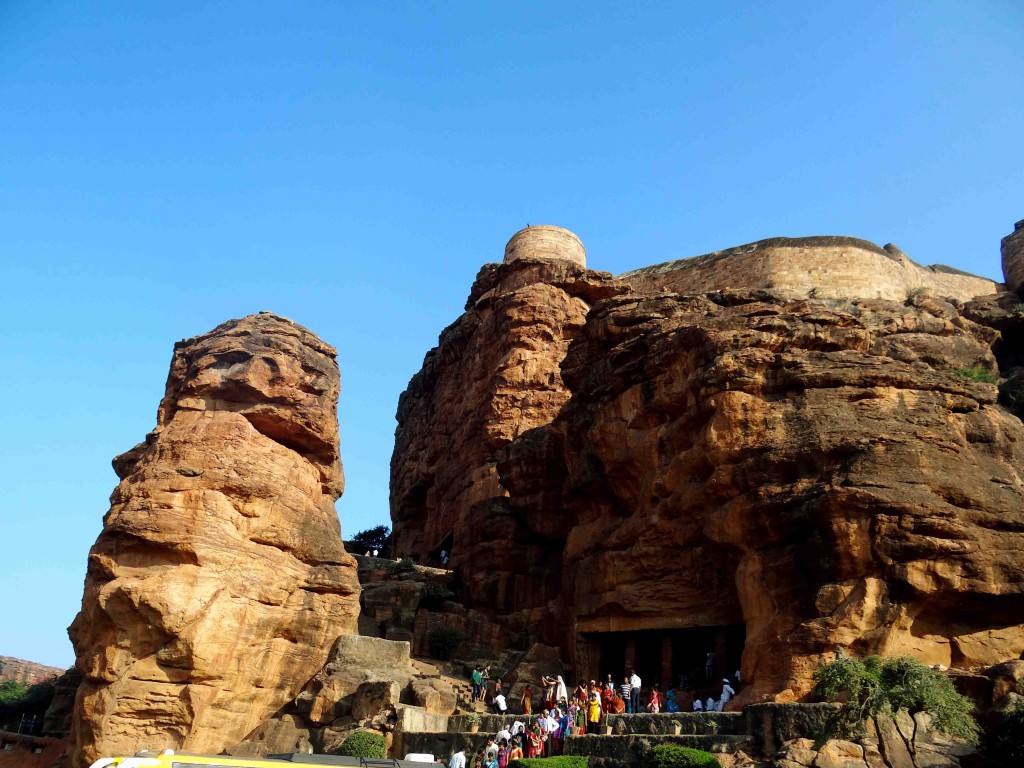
top-left (449, 750), bottom-right (466, 768)
top-left (493, 692), bottom-right (507, 714)
top-left (495, 727), bottom-right (511, 744)
top-left (629, 669), bottom-right (641, 714)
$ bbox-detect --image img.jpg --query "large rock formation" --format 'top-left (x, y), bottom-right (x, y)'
top-left (519, 290), bottom-right (1024, 702)
top-left (391, 236), bottom-right (626, 621)
top-left (391, 226), bottom-right (1024, 705)
top-left (69, 312), bottom-right (360, 767)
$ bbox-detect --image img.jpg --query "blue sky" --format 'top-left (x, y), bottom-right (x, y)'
top-left (1, 1), bottom-right (1021, 668)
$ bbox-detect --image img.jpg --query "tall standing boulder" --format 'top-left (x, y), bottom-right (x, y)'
top-left (68, 312), bottom-right (360, 767)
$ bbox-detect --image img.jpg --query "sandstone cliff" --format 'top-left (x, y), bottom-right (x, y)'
top-left (510, 290), bottom-right (1024, 702)
top-left (0, 657), bottom-right (65, 686)
top-left (69, 312), bottom-right (360, 767)
top-left (391, 255), bottom-right (626, 621)
top-left (391, 228), bottom-right (1024, 705)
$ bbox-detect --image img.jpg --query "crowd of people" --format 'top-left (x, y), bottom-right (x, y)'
top-left (447, 666), bottom-right (740, 768)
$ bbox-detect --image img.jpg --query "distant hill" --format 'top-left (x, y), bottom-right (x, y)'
top-left (0, 656), bottom-right (65, 685)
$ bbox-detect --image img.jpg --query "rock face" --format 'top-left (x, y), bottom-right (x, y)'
top-left (68, 312), bottom-right (360, 768)
top-left (522, 291), bottom-right (1024, 702)
top-left (391, 227), bottom-right (1024, 705)
top-left (0, 657), bottom-right (65, 686)
top-left (390, 251), bottom-right (626, 588)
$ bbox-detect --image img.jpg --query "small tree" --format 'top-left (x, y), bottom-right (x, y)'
top-left (348, 524), bottom-right (391, 555)
top-left (814, 655), bottom-right (979, 752)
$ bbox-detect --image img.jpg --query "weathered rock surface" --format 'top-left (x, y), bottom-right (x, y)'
top-left (68, 312), bottom-right (360, 768)
top-left (295, 634), bottom-right (415, 726)
top-left (391, 256), bottom-right (627, 593)
top-left (393, 248), bottom-right (1024, 702)
top-left (0, 657), bottom-right (65, 686)
top-left (523, 291), bottom-right (1024, 702)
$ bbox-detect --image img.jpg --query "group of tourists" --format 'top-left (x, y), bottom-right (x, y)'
top-left (470, 662), bottom-right (740, 720)
top-left (450, 710), bottom-right (573, 768)
top-left (447, 664), bottom-right (744, 768)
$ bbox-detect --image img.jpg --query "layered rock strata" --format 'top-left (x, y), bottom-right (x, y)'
top-left (390, 253), bottom-right (627, 615)
top-left (69, 312), bottom-right (360, 767)
top-left (513, 290), bottom-right (1024, 702)
top-left (392, 226), bottom-right (1024, 704)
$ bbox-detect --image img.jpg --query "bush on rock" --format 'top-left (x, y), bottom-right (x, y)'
top-left (337, 729), bottom-right (387, 758)
top-left (645, 744), bottom-right (720, 768)
top-left (508, 758), bottom-right (588, 768)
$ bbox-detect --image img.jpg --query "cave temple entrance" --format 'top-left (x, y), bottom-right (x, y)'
top-left (580, 624), bottom-right (745, 692)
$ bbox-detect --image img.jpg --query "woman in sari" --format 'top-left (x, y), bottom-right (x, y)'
top-left (520, 684), bottom-right (533, 715)
top-left (526, 724), bottom-right (542, 758)
top-left (601, 682), bottom-right (614, 713)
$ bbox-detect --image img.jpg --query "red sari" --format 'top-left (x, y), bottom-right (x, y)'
top-left (526, 730), bottom-right (542, 759)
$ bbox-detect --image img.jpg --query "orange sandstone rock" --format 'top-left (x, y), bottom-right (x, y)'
top-left (393, 265), bottom-right (1024, 702)
top-left (68, 312), bottom-right (359, 768)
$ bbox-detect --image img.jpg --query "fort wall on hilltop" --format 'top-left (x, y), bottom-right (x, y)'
top-left (621, 236), bottom-right (1001, 301)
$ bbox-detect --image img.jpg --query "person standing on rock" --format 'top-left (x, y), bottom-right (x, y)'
top-left (480, 665), bottom-right (492, 701)
top-left (540, 674), bottom-right (558, 710)
top-left (555, 675), bottom-right (568, 705)
top-left (520, 683), bottom-right (533, 714)
top-left (471, 666), bottom-right (483, 702)
top-left (629, 669), bottom-right (641, 715)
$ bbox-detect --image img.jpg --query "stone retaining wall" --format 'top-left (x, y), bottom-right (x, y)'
top-left (604, 712), bottom-right (744, 735)
top-left (564, 733), bottom-right (754, 767)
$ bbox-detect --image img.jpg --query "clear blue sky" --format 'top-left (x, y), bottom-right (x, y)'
top-left (1, 1), bottom-right (1021, 669)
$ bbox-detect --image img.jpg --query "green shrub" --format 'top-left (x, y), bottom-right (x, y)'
top-left (950, 366), bottom-right (998, 384)
top-left (508, 758), bottom-right (589, 768)
top-left (814, 655), bottom-right (979, 745)
top-left (427, 626), bottom-right (463, 660)
top-left (391, 556), bottom-right (416, 573)
top-left (337, 729), bottom-right (387, 758)
top-left (905, 286), bottom-right (930, 301)
top-left (645, 744), bottom-right (720, 768)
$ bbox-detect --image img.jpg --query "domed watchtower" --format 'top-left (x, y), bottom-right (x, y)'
top-left (503, 225), bottom-right (587, 268)
top-left (1002, 219), bottom-right (1024, 295)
